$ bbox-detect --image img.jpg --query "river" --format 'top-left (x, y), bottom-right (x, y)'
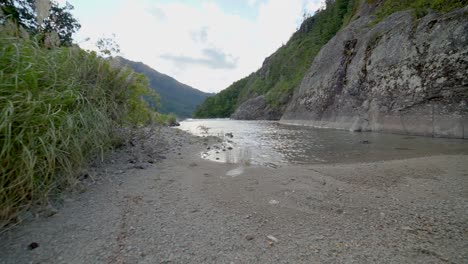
top-left (178, 119), bottom-right (468, 166)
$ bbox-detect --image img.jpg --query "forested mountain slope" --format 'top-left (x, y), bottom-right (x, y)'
top-left (117, 57), bottom-right (212, 118)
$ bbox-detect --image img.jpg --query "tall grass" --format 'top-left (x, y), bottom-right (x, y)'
top-left (0, 29), bottom-right (157, 226)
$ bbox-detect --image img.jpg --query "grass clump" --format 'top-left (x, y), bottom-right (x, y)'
top-left (0, 29), bottom-right (157, 226)
top-left (154, 112), bottom-right (178, 126)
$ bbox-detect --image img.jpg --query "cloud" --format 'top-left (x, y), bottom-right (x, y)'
top-left (247, 0), bottom-right (259, 6)
top-left (149, 7), bottom-right (167, 21)
top-left (72, 0), bottom-right (323, 93)
top-left (190, 27), bottom-right (208, 43)
top-left (160, 48), bottom-right (238, 69)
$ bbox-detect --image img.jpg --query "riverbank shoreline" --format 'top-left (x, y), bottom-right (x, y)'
top-left (1, 126), bottom-right (467, 263)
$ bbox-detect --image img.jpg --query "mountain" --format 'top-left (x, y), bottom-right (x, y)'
top-left (194, 0), bottom-right (467, 138)
top-left (116, 57), bottom-right (212, 118)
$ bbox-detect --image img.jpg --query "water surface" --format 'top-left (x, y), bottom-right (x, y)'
top-left (179, 119), bottom-right (468, 165)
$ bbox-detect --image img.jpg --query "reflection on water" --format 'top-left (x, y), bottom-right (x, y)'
top-left (178, 119), bottom-right (468, 165)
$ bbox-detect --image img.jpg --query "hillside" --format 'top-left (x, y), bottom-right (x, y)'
top-left (193, 0), bottom-right (358, 119)
top-left (116, 57), bottom-right (212, 118)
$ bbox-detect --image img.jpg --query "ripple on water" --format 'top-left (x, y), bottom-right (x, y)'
top-left (180, 119), bottom-right (468, 166)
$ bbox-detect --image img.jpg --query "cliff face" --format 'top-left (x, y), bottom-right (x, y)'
top-left (281, 6), bottom-right (468, 138)
top-left (231, 95), bottom-right (283, 120)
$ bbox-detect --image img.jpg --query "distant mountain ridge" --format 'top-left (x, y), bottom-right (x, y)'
top-left (115, 57), bottom-right (212, 118)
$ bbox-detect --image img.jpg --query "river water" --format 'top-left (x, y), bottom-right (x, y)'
top-left (178, 119), bottom-right (468, 166)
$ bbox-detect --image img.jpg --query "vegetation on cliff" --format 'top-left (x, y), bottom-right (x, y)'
top-left (193, 0), bottom-right (357, 118)
top-left (193, 0), bottom-right (467, 119)
top-left (0, 1), bottom-right (162, 225)
top-left (374, 0), bottom-right (467, 22)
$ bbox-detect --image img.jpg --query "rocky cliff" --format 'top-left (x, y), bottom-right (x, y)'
top-left (281, 6), bottom-right (468, 138)
top-left (231, 95), bottom-right (282, 120)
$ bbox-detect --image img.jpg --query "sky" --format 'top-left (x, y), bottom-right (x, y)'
top-left (60, 0), bottom-right (323, 93)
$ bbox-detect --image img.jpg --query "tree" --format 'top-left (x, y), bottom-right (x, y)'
top-left (96, 34), bottom-right (121, 57)
top-left (0, 0), bottom-right (80, 46)
top-left (42, 2), bottom-right (80, 46)
top-left (0, 0), bottom-right (36, 30)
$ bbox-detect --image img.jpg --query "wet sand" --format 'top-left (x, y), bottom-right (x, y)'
top-left (0, 127), bottom-right (467, 263)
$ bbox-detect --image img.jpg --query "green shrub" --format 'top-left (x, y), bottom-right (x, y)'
top-left (152, 112), bottom-right (179, 126)
top-left (167, 113), bottom-right (177, 125)
top-left (0, 30), bottom-right (157, 225)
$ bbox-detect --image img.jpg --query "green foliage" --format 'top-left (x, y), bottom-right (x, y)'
top-left (193, 75), bottom-right (250, 118)
top-left (374, 0), bottom-right (467, 23)
top-left (119, 57), bottom-right (212, 118)
top-left (193, 0), bottom-right (356, 118)
top-left (152, 113), bottom-right (180, 126)
top-left (167, 113), bottom-right (177, 125)
top-left (96, 34), bottom-right (121, 57)
top-left (0, 0), bottom-right (80, 46)
top-left (341, 0), bottom-right (359, 27)
top-left (0, 31), bottom-right (157, 225)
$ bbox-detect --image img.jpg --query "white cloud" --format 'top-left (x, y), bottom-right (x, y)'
top-left (72, 0), bottom-right (322, 93)
top-left (160, 48), bottom-right (238, 70)
top-left (247, 0), bottom-right (259, 6)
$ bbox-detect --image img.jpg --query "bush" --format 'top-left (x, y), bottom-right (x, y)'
top-left (0, 30), bottom-right (157, 225)
top-left (167, 113), bottom-right (177, 125)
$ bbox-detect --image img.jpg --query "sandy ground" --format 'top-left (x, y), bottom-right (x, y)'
top-left (0, 127), bottom-right (467, 264)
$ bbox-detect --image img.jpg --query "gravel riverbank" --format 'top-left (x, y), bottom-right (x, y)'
top-left (1, 126), bottom-right (467, 263)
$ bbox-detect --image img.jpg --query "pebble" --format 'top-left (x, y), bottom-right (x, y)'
top-left (28, 242), bottom-right (39, 250)
top-left (269, 200), bottom-right (279, 205)
top-left (267, 235), bottom-right (279, 242)
top-left (42, 206), bottom-right (58, 218)
top-left (134, 164), bottom-right (148, 170)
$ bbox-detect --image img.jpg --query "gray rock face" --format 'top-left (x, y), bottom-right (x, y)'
top-left (281, 7), bottom-right (468, 138)
top-left (231, 95), bottom-right (282, 120)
